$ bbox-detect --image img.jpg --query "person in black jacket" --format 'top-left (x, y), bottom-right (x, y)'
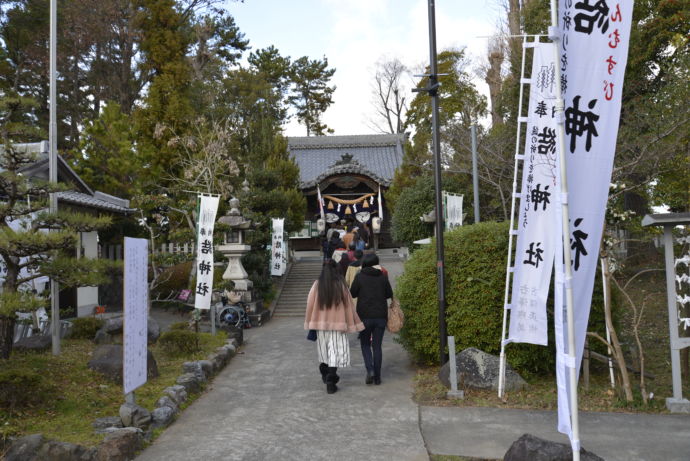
top-left (350, 253), bottom-right (393, 385)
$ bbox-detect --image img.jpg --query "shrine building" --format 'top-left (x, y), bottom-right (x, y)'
top-left (288, 134), bottom-right (405, 250)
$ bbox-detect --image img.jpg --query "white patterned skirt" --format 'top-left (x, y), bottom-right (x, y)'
top-left (316, 330), bottom-right (351, 368)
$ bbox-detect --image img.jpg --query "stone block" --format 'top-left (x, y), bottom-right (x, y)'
top-left (151, 406), bottom-right (176, 428)
top-left (92, 416), bottom-right (123, 434)
top-left (163, 385), bottom-right (188, 405)
top-left (155, 395), bottom-right (179, 413)
top-left (13, 334), bottom-right (52, 352)
top-left (176, 372), bottom-right (201, 394)
top-left (5, 434), bottom-right (45, 461)
top-left (666, 397), bottom-right (690, 413)
top-left (119, 403), bottom-right (151, 429)
top-left (36, 440), bottom-right (97, 461)
top-left (439, 347), bottom-right (527, 392)
top-left (96, 427), bottom-right (143, 461)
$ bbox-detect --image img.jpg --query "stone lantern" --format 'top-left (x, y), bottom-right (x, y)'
top-left (217, 197), bottom-right (253, 301)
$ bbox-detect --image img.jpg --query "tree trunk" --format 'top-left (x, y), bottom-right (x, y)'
top-left (0, 316), bottom-right (16, 359)
top-left (486, 46), bottom-right (504, 126)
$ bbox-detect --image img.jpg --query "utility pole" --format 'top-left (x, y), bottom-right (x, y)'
top-left (471, 125), bottom-right (480, 223)
top-left (413, 0), bottom-right (447, 365)
top-left (49, 0), bottom-right (60, 355)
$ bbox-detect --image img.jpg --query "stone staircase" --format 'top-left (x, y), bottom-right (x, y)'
top-left (272, 259), bottom-right (322, 318)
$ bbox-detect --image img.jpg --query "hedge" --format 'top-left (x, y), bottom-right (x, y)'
top-left (396, 221), bottom-right (612, 377)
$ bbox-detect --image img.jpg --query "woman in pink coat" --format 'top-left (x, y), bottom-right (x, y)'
top-left (304, 260), bottom-right (364, 394)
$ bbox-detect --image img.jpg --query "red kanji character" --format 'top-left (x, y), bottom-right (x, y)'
top-left (604, 80), bottom-right (614, 101)
top-left (610, 4), bottom-right (622, 22)
top-left (606, 55), bottom-right (617, 74)
top-left (608, 29), bottom-right (620, 48)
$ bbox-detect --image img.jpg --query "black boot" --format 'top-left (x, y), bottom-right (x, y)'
top-left (326, 367), bottom-right (339, 394)
top-left (319, 363), bottom-right (329, 384)
top-left (365, 370), bottom-right (374, 385)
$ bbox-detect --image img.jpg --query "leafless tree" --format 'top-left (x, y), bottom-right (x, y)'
top-left (369, 57), bottom-right (410, 134)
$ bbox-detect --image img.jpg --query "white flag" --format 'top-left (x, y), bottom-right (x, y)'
top-left (123, 237), bottom-right (148, 395)
top-left (271, 218), bottom-right (286, 276)
top-left (555, 0), bottom-right (634, 438)
top-left (508, 42), bottom-right (560, 346)
top-left (194, 195), bottom-right (220, 310)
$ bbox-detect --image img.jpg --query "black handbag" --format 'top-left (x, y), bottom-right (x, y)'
top-left (307, 330), bottom-right (317, 341)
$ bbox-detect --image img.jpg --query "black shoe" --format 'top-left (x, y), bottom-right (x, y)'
top-left (374, 376), bottom-right (381, 385)
top-left (327, 383), bottom-right (338, 394)
top-left (319, 363), bottom-right (329, 384)
top-left (365, 371), bottom-right (374, 385)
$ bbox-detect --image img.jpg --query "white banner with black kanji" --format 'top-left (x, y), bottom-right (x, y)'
top-left (555, 0), bottom-right (633, 438)
top-left (271, 218), bottom-right (286, 276)
top-left (194, 195), bottom-right (220, 310)
top-left (508, 41), bottom-right (559, 346)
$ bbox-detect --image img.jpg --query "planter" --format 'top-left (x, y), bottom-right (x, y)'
top-left (0, 315), bottom-right (17, 359)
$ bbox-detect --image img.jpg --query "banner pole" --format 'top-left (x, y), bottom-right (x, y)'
top-left (549, 1), bottom-right (580, 458)
top-left (498, 35), bottom-right (529, 399)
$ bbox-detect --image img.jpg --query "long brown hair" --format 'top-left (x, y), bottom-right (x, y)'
top-left (317, 259), bottom-right (348, 309)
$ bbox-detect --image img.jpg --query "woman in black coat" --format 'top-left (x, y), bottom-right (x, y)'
top-left (350, 253), bottom-right (393, 385)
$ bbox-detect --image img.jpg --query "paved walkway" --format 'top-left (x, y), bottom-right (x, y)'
top-left (136, 315), bottom-right (428, 461)
top-left (137, 254), bottom-right (690, 461)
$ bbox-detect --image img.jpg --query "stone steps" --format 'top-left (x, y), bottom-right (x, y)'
top-left (272, 260), bottom-right (322, 318)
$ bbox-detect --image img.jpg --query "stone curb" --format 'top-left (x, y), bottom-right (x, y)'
top-left (5, 337), bottom-right (241, 461)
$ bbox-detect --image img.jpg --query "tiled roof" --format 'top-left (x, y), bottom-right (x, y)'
top-left (57, 191), bottom-right (134, 214)
top-left (288, 134), bottom-right (405, 189)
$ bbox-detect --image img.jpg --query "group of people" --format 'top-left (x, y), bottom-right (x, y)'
top-left (304, 249), bottom-right (393, 394)
top-left (323, 222), bottom-right (370, 263)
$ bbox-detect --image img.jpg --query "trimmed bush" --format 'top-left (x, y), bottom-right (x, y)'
top-left (168, 321), bottom-right (191, 331)
top-left (396, 220), bottom-right (612, 377)
top-left (70, 317), bottom-right (104, 340)
top-left (158, 330), bottom-right (200, 356)
top-left (0, 370), bottom-right (55, 411)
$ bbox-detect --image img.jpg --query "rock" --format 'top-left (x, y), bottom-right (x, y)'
top-left (182, 361), bottom-right (207, 382)
top-left (151, 406), bottom-right (176, 428)
top-left (101, 315), bottom-right (160, 344)
top-left (88, 345), bottom-right (159, 382)
top-left (155, 395), bottom-right (179, 413)
top-left (119, 403), bottom-right (151, 429)
top-left (198, 359), bottom-right (214, 377)
top-left (93, 328), bottom-right (113, 344)
top-left (503, 434), bottom-right (604, 461)
top-left (224, 342), bottom-right (237, 354)
top-left (13, 334), bottom-right (52, 352)
top-left (208, 352), bottom-right (226, 372)
top-left (223, 325), bottom-right (243, 345)
top-left (215, 346), bottom-right (231, 362)
top-left (103, 316), bottom-right (124, 334)
top-left (5, 434), bottom-right (45, 461)
top-left (96, 427), bottom-right (143, 461)
top-left (163, 385), bottom-right (188, 405)
top-left (36, 440), bottom-right (97, 461)
top-left (176, 372), bottom-right (202, 394)
top-left (439, 347), bottom-right (527, 392)
top-left (92, 416), bottom-right (123, 434)
top-left (147, 316), bottom-right (161, 344)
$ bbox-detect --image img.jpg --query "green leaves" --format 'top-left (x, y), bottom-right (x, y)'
top-left (288, 56), bottom-right (336, 136)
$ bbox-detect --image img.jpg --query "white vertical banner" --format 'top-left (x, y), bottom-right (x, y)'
top-left (555, 0), bottom-right (634, 438)
top-left (194, 195), bottom-right (220, 310)
top-left (443, 192), bottom-right (464, 230)
top-left (123, 237), bottom-right (149, 395)
top-left (271, 218), bottom-right (286, 276)
top-left (508, 42), bottom-right (560, 346)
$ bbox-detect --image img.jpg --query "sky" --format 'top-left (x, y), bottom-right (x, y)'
top-left (227, 0), bottom-right (502, 137)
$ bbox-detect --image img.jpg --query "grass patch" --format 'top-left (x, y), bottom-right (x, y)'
top-left (0, 331), bottom-right (228, 449)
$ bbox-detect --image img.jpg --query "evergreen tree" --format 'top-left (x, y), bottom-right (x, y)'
top-left (288, 56), bottom-right (336, 136)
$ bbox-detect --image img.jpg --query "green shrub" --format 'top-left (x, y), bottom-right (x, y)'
top-left (390, 175), bottom-right (466, 248)
top-left (70, 317), bottom-right (104, 340)
top-left (152, 261), bottom-right (193, 299)
top-left (168, 321), bottom-right (190, 331)
top-left (396, 220), bottom-right (613, 377)
top-left (0, 370), bottom-right (55, 411)
top-left (158, 330), bottom-right (200, 356)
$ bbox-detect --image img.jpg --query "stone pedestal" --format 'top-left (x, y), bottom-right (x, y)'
top-left (666, 397), bottom-right (690, 413)
top-left (218, 243), bottom-right (253, 294)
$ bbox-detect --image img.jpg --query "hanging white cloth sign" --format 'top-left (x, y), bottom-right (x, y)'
top-left (443, 192), bottom-right (464, 230)
top-left (271, 218), bottom-right (286, 276)
top-left (194, 195), bottom-right (220, 310)
top-left (555, 0), bottom-right (634, 438)
top-left (508, 41), bottom-right (559, 346)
